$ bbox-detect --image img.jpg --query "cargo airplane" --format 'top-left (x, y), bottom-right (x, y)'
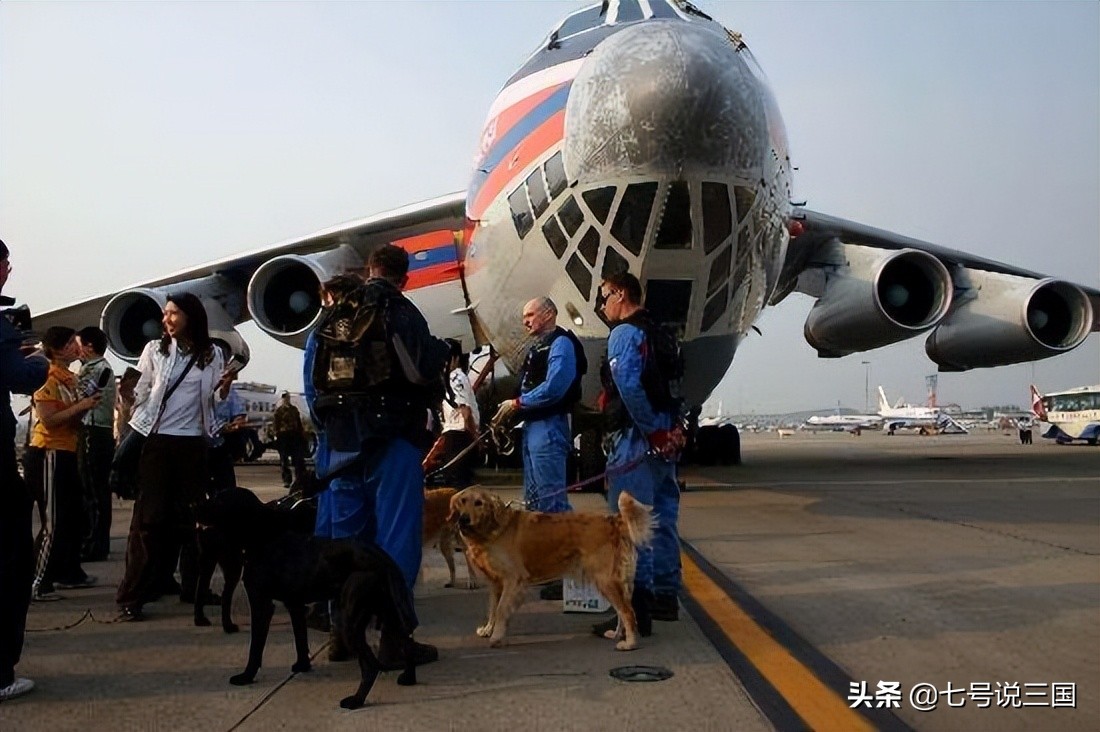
top-left (32, 0), bottom-right (1100, 416)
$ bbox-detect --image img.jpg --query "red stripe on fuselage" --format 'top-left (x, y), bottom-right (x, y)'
top-left (470, 110), bottom-right (565, 221)
top-left (392, 229), bottom-right (455, 251)
top-left (391, 229), bottom-right (461, 290)
top-left (478, 83), bottom-right (566, 166)
top-left (405, 262), bottom-right (461, 291)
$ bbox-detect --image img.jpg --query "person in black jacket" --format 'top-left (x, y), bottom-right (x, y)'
top-left (304, 244), bottom-right (449, 667)
top-left (0, 240), bottom-right (49, 702)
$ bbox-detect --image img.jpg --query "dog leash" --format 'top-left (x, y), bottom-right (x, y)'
top-left (423, 428), bottom-right (497, 481)
top-left (522, 451), bottom-right (654, 510)
top-left (27, 608), bottom-right (136, 631)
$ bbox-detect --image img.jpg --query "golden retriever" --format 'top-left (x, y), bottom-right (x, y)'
top-left (423, 488), bottom-right (478, 589)
top-left (448, 487), bottom-right (652, 651)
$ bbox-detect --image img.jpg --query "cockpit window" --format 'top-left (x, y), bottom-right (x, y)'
top-left (555, 4), bottom-right (606, 40)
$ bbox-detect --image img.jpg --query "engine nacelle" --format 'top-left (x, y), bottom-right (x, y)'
top-left (101, 275), bottom-right (250, 367)
top-left (803, 243), bottom-right (953, 356)
top-left (925, 272), bottom-right (1093, 371)
top-left (246, 245), bottom-right (363, 348)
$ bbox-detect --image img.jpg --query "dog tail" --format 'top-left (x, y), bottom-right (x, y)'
top-left (617, 492), bottom-right (654, 548)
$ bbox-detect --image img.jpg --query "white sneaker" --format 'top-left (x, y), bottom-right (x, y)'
top-left (0, 677), bottom-right (35, 701)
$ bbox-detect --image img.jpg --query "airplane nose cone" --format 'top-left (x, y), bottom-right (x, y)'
top-left (564, 20), bottom-right (768, 183)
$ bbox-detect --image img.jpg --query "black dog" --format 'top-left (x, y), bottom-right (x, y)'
top-left (194, 488), bottom-right (419, 709)
top-left (193, 489), bottom-right (317, 633)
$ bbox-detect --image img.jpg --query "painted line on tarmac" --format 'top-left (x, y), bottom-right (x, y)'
top-left (680, 541), bottom-right (913, 732)
top-left (692, 476), bottom-right (1096, 488)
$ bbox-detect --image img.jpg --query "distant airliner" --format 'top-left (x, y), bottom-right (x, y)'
top-left (801, 414), bottom-right (882, 433)
top-left (877, 386), bottom-right (967, 435)
top-left (35, 0), bottom-right (1100, 415)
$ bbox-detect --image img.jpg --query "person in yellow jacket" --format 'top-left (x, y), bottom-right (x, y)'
top-left (26, 326), bottom-right (101, 601)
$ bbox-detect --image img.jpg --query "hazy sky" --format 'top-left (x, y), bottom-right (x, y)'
top-left (3, 1), bottom-right (1097, 415)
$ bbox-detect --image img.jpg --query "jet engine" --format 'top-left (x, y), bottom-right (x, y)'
top-left (802, 244), bottom-right (953, 356)
top-left (100, 274), bottom-right (250, 366)
top-left (925, 271), bottom-right (1093, 371)
top-left (246, 245), bottom-right (363, 348)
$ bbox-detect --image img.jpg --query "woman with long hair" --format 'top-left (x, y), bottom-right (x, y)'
top-left (116, 292), bottom-right (230, 620)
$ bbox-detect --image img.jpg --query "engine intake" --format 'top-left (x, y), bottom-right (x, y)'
top-left (102, 289), bottom-right (167, 360)
top-left (803, 244), bottom-right (953, 356)
top-left (926, 272), bottom-right (1092, 371)
top-left (100, 275), bottom-right (250, 366)
top-left (246, 246), bottom-right (363, 348)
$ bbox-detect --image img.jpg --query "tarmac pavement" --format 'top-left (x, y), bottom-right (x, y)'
top-left (5, 430), bottom-right (1097, 731)
top-left (3, 466), bottom-right (768, 732)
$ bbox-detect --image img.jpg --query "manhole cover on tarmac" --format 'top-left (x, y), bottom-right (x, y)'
top-left (609, 665), bottom-right (674, 682)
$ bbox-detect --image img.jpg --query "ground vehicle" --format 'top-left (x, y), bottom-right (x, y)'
top-left (1033, 384), bottom-right (1100, 445)
top-left (232, 382), bottom-right (315, 462)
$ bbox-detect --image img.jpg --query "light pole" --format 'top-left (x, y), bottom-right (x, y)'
top-left (861, 361), bottom-right (871, 413)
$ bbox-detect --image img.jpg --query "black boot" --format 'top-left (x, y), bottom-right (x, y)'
top-left (651, 592), bottom-right (680, 622)
top-left (632, 587), bottom-right (653, 638)
top-left (378, 633), bottom-right (438, 671)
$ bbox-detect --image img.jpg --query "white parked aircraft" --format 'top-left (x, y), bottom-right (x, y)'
top-left (877, 386), bottom-right (967, 435)
top-left (30, 1), bottom-right (1100, 414)
top-left (801, 414), bottom-right (882, 432)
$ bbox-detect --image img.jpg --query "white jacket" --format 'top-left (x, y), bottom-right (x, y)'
top-left (129, 339), bottom-right (225, 439)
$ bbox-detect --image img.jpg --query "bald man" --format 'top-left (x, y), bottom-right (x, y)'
top-left (496, 298), bottom-right (586, 563)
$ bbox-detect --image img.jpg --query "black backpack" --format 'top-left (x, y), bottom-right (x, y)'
top-left (623, 310), bottom-right (684, 414)
top-left (312, 278), bottom-right (397, 396)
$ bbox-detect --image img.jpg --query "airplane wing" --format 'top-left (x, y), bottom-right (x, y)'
top-left (779, 207), bottom-right (1099, 370)
top-left (30, 192), bottom-right (468, 361)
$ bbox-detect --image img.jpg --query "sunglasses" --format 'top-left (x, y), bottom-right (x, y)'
top-left (596, 289), bottom-right (621, 310)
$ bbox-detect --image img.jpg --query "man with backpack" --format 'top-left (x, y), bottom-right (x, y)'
top-left (492, 296), bottom-right (586, 601)
top-left (593, 271), bottom-right (684, 638)
top-left (304, 244), bottom-right (449, 667)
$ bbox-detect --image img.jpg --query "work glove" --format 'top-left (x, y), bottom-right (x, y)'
top-left (647, 428), bottom-right (684, 461)
top-left (491, 399), bottom-right (520, 427)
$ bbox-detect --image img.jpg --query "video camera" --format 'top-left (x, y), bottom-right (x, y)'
top-left (0, 296), bottom-right (36, 342)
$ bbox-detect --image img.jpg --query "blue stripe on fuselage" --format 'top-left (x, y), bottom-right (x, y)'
top-left (407, 245), bottom-right (456, 271)
top-left (468, 83), bottom-right (571, 211)
top-left (478, 83), bottom-right (571, 176)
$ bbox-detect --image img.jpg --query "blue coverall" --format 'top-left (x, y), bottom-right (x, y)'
top-left (518, 333), bottom-right (577, 513)
top-left (604, 323), bottom-right (682, 596)
top-left (304, 330), bottom-right (425, 592)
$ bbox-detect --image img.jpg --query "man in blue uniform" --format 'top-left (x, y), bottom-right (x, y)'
top-left (493, 296), bottom-right (586, 601)
top-left (304, 244), bottom-right (449, 666)
top-left (0, 240), bottom-right (50, 702)
top-left (593, 271), bottom-right (684, 637)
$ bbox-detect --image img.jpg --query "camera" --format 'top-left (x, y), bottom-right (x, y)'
top-left (0, 298), bottom-right (35, 341)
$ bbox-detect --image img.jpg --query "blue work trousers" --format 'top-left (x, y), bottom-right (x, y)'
top-left (605, 429), bottom-right (681, 595)
top-left (521, 415), bottom-right (572, 513)
top-left (314, 437), bottom-right (424, 592)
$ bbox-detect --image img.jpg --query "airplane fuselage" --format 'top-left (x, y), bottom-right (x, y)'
top-left (461, 0), bottom-right (793, 406)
